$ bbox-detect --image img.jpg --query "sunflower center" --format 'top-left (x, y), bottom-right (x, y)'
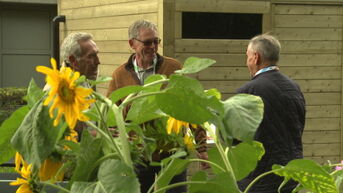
top-left (58, 79), bottom-right (75, 103)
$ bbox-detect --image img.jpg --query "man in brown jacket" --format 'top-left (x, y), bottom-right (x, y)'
top-left (107, 19), bottom-right (208, 193)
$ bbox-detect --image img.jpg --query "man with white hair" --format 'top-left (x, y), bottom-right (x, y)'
top-left (107, 19), bottom-right (208, 193)
top-left (59, 32), bottom-right (100, 138)
top-left (237, 34), bottom-right (306, 192)
top-left (60, 32), bottom-right (100, 80)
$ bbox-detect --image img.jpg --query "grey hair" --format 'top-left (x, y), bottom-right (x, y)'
top-left (249, 34), bottom-right (281, 64)
top-left (60, 32), bottom-right (93, 64)
top-left (128, 19), bottom-right (158, 39)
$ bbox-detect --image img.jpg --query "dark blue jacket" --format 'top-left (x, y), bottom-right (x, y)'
top-left (237, 69), bottom-right (306, 193)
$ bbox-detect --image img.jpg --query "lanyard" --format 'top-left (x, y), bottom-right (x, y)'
top-left (133, 56), bottom-right (157, 84)
top-left (254, 66), bottom-right (279, 77)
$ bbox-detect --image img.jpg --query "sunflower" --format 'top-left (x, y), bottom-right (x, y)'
top-left (166, 117), bottom-right (190, 134)
top-left (10, 164), bottom-right (33, 193)
top-left (36, 58), bottom-right (95, 129)
top-left (63, 128), bottom-right (78, 150)
top-left (14, 152), bottom-right (28, 173)
top-left (184, 132), bottom-right (195, 151)
top-left (39, 159), bottom-right (64, 181)
top-left (64, 128), bottom-right (78, 143)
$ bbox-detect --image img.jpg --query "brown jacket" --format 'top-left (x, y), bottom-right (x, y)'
top-left (107, 53), bottom-right (207, 160)
top-left (107, 53), bottom-right (181, 97)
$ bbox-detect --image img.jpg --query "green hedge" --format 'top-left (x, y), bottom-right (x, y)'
top-left (0, 87), bottom-right (27, 124)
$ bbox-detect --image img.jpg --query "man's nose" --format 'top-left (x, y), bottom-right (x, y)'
top-left (95, 55), bottom-right (100, 66)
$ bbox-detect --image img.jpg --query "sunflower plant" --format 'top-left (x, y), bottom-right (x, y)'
top-left (0, 57), bottom-right (342, 193)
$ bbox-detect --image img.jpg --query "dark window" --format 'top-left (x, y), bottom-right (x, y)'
top-left (182, 12), bottom-right (262, 39)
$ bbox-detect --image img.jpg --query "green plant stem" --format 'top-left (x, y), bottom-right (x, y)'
top-left (86, 121), bottom-right (110, 141)
top-left (111, 105), bottom-right (133, 168)
top-left (40, 181), bottom-right (70, 193)
top-left (119, 91), bottom-right (165, 109)
top-left (86, 121), bottom-right (124, 161)
top-left (189, 158), bottom-right (226, 172)
top-left (119, 78), bottom-right (169, 108)
top-left (243, 169), bottom-right (282, 193)
top-left (147, 158), bottom-right (181, 193)
top-left (93, 101), bottom-right (107, 130)
top-left (143, 78), bottom-right (169, 88)
top-left (92, 101), bottom-right (123, 157)
top-left (153, 181), bottom-right (214, 193)
top-left (215, 142), bottom-right (237, 182)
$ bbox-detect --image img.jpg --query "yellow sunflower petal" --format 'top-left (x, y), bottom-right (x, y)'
top-left (190, 124), bottom-right (198, 129)
top-left (36, 66), bottom-right (53, 75)
top-left (16, 183), bottom-right (32, 193)
top-left (184, 133), bottom-right (195, 151)
top-left (20, 165), bottom-right (32, 179)
top-left (50, 58), bottom-right (57, 70)
top-left (53, 109), bottom-right (63, 127)
top-left (65, 105), bottom-right (77, 129)
top-left (79, 113), bottom-right (89, 122)
top-left (39, 159), bottom-right (64, 181)
top-left (166, 117), bottom-right (175, 134)
top-left (14, 153), bottom-right (23, 173)
top-left (10, 178), bottom-right (27, 186)
top-left (175, 120), bottom-right (182, 134)
top-left (69, 71), bottom-right (80, 85)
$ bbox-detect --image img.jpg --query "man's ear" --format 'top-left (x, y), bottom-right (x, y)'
top-left (254, 52), bottom-right (261, 65)
top-left (129, 39), bottom-right (135, 49)
top-left (68, 55), bottom-right (77, 69)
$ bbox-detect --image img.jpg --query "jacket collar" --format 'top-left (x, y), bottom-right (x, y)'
top-left (125, 53), bottom-right (164, 72)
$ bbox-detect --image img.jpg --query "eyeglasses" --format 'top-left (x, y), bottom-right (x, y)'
top-left (133, 38), bottom-right (161, 46)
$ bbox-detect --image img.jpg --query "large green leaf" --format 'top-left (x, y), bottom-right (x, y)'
top-left (70, 131), bottom-right (103, 184)
top-left (126, 95), bottom-right (164, 124)
top-left (143, 74), bottom-right (165, 91)
top-left (0, 105), bottom-right (29, 164)
top-left (155, 158), bottom-right (189, 193)
top-left (166, 75), bottom-right (203, 95)
top-left (70, 182), bottom-right (97, 193)
top-left (155, 75), bottom-right (223, 124)
top-left (109, 85), bottom-right (143, 104)
top-left (175, 57), bottom-right (216, 74)
top-left (272, 159), bottom-right (338, 193)
top-left (228, 141), bottom-right (265, 180)
top-left (205, 88), bottom-right (222, 100)
top-left (96, 159), bottom-right (140, 193)
top-left (221, 94), bottom-right (263, 142)
top-left (106, 106), bottom-right (117, 127)
top-left (26, 79), bottom-right (44, 108)
top-left (126, 75), bottom-right (169, 124)
top-left (11, 100), bottom-right (60, 167)
top-left (188, 171), bottom-right (240, 193)
top-left (207, 148), bottom-right (227, 175)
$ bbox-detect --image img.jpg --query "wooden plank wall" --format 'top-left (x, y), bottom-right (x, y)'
top-left (173, 0), bottom-right (342, 164)
top-left (58, 0), bottom-right (160, 94)
top-left (173, 0), bottom-right (270, 99)
top-left (273, 3), bottom-right (342, 164)
top-left (58, 0), bottom-right (342, 164)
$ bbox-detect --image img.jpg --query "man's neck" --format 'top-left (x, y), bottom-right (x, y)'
top-left (257, 63), bottom-right (271, 70)
top-left (137, 61), bottom-right (151, 69)
top-left (135, 55), bottom-right (154, 69)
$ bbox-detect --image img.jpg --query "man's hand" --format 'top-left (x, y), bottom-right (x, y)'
top-left (197, 151), bottom-right (210, 170)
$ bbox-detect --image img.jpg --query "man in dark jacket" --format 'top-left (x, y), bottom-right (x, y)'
top-left (237, 34), bottom-right (306, 193)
